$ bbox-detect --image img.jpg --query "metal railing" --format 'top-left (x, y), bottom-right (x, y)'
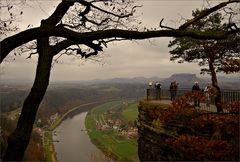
top-left (146, 88), bottom-right (240, 112)
top-left (146, 88), bottom-right (161, 100)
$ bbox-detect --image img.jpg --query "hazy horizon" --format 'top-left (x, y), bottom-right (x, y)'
top-left (1, 72), bottom-right (238, 83)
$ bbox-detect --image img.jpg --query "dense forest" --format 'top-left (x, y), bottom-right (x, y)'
top-left (1, 82), bottom-right (145, 114)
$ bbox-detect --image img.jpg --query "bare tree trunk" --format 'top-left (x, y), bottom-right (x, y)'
top-left (3, 37), bottom-right (53, 161)
top-left (208, 57), bottom-right (223, 113)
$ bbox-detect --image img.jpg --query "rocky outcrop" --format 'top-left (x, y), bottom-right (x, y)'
top-left (137, 101), bottom-right (175, 161)
top-left (137, 100), bottom-right (239, 161)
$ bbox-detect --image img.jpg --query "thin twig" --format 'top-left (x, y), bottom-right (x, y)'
top-left (159, 18), bottom-right (175, 30)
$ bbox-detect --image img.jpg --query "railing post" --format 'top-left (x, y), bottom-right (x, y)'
top-left (147, 89), bottom-right (150, 101)
top-left (155, 89), bottom-right (161, 100)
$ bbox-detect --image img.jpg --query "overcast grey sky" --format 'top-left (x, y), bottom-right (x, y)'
top-left (1, 0), bottom-right (238, 81)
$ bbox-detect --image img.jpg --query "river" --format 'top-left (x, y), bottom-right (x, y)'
top-left (53, 110), bottom-right (111, 162)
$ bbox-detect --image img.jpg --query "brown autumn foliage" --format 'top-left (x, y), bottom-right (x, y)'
top-left (165, 135), bottom-right (237, 161)
top-left (0, 115), bottom-right (44, 161)
top-left (144, 92), bottom-right (239, 161)
top-left (23, 130), bottom-right (44, 161)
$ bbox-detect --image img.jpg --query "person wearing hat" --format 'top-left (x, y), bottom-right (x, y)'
top-left (192, 81), bottom-right (201, 107)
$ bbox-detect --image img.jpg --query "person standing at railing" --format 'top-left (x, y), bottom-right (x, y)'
top-left (192, 81), bottom-right (201, 107)
top-left (204, 83), bottom-right (211, 107)
top-left (147, 81), bottom-right (154, 100)
top-left (170, 81), bottom-right (178, 101)
top-left (155, 82), bottom-right (161, 100)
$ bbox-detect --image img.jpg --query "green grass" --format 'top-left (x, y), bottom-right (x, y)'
top-left (113, 142), bottom-right (137, 158)
top-left (90, 100), bottom-right (122, 114)
top-left (122, 102), bottom-right (139, 122)
top-left (43, 131), bottom-right (55, 162)
top-left (85, 100), bottom-right (139, 162)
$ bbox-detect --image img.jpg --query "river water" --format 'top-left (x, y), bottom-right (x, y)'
top-left (53, 111), bottom-right (110, 162)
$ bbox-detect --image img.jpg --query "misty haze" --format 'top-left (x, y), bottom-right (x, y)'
top-left (0, 0), bottom-right (239, 162)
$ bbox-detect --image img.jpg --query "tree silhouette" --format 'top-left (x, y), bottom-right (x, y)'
top-left (0, 0), bottom-right (25, 36)
top-left (0, 0), bottom-right (239, 161)
top-left (168, 10), bottom-right (240, 112)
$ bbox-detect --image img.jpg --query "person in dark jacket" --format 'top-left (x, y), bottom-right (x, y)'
top-left (192, 81), bottom-right (201, 107)
top-left (169, 81), bottom-right (178, 101)
top-left (155, 82), bottom-right (161, 100)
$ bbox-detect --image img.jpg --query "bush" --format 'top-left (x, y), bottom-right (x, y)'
top-left (142, 93), bottom-right (239, 161)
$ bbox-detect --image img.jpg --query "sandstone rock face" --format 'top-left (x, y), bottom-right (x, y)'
top-left (137, 100), bottom-right (239, 161)
top-left (137, 101), bottom-right (174, 161)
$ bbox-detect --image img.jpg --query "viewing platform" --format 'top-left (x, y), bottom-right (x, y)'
top-left (146, 88), bottom-right (240, 112)
top-left (138, 89), bottom-right (239, 161)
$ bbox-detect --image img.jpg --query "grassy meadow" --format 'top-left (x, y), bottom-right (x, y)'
top-left (85, 100), bottom-right (139, 162)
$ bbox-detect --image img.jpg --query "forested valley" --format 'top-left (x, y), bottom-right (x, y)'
top-left (0, 81), bottom-right (145, 160)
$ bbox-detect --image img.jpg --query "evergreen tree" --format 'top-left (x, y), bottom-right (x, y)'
top-left (169, 10), bottom-right (240, 112)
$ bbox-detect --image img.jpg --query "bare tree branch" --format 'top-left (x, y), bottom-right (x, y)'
top-left (1, 0), bottom-right (239, 64)
top-left (26, 51), bottom-right (38, 59)
top-left (179, 0), bottom-right (240, 30)
top-left (1, 25), bottom-right (239, 63)
top-left (159, 18), bottom-right (175, 30)
top-left (51, 53), bottom-right (64, 67)
top-left (90, 3), bottom-right (141, 19)
top-left (42, 0), bottom-right (75, 26)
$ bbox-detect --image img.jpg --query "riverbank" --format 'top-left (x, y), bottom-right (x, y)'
top-left (43, 101), bottom-right (105, 162)
top-left (85, 100), bottom-right (139, 162)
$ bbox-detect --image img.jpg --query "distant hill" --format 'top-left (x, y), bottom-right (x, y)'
top-left (86, 76), bottom-right (164, 84)
top-left (202, 75), bottom-right (240, 83)
top-left (218, 76), bottom-right (240, 82)
top-left (1, 73), bottom-right (238, 89)
top-left (160, 73), bottom-right (207, 89)
top-left (85, 73), bottom-right (207, 89)
top-left (84, 73), bottom-right (239, 89)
